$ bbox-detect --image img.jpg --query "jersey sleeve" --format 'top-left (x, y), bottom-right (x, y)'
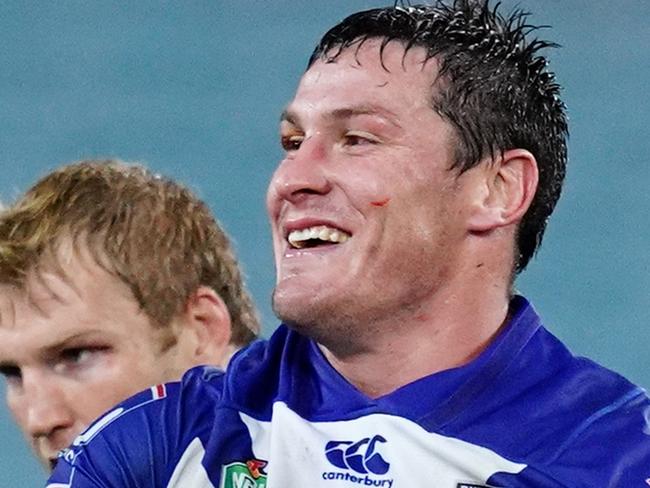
top-left (46, 366), bottom-right (225, 488)
top-left (547, 388), bottom-right (650, 486)
top-left (488, 387), bottom-right (650, 487)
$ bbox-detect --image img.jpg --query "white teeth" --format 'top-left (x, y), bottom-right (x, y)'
top-left (287, 225), bottom-right (350, 249)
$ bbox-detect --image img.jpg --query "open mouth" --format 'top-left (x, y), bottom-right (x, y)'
top-left (287, 225), bottom-right (350, 249)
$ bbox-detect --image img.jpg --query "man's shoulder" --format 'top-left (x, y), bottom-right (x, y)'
top-left (46, 366), bottom-right (229, 487)
top-left (496, 340), bottom-right (650, 484)
top-left (531, 322), bottom-right (646, 412)
top-left (442, 298), bottom-right (650, 485)
top-left (501, 298), bottom-right (644, 414)
top-left (500, 308), bottom-right (650, 475)
top-left (540, 346), bottom-right (650, 450)
top-left (46, 332), bottom-right (296, 487)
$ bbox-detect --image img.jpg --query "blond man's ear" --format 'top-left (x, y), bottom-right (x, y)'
top-left (172, 286), bottom-right (233, 370)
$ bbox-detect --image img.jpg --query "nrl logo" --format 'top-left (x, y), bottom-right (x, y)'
top-left (220, 459), bottom-right (268, 488)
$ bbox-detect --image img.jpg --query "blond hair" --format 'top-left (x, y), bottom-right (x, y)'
top-left (0, 160), bottom-right (259, 345)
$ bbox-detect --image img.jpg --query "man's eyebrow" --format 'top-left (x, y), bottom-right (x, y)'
top-left (280, 109), bottom-right (298, 125)
top-left (329, 106), bottom-right (401, 128)
top-left (42, 331), bottom-right (106, 355)
top-left (0, 331), bottom-right (105, 375)
top-left (280, 105), bottom-right (401, 128)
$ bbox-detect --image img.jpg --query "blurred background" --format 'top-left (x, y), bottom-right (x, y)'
top-left (0, 0), bottom-right (648, 484)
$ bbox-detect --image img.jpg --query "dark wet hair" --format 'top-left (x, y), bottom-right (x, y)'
top-left (308, 0), bottom-right (568, 272)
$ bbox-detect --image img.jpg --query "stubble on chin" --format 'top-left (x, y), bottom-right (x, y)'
top-left (271, 288), bottom-right (375, 357)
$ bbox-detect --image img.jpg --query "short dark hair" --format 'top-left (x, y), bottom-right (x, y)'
top-left (309, 0), bottom-right (568, 272)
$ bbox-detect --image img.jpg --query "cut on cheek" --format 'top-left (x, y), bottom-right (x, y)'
top-left (370, 197), bottom-right (391, 207)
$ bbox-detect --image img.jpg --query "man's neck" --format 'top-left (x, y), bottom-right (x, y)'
top-left (319, 278), bottom-right (512, 399)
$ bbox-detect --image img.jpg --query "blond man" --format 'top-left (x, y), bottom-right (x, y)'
top-left (0, 159), bottom-right (259, 469)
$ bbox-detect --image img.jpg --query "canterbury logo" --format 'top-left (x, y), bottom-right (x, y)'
top-left (325, 435), bottom-right (390, 475)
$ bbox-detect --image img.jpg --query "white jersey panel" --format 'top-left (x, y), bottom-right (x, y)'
top-left (166, 437), bottom-right (215, 488)
top-left (241, 401), bottom-right (526, 488)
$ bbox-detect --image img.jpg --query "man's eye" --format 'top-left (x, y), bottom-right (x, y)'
top-left (0, 365), bottom-right (22, 382)
top-left (52, 347), bottom-right (107, 374)
top-left (343, 131), bottom-right (379, 147)
top-left (60, 348), bottom-right (93, 364)
top-left (281, 134), bottom-right (304, 151)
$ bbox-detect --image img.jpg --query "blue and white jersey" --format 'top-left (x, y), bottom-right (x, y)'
top-left (48, 296), bottom-right (650, 487)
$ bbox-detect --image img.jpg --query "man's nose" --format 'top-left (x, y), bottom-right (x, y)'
top-left (20, 370), bottom-right (74, 441)
top-left (270, 136), bottom-right (333, 204)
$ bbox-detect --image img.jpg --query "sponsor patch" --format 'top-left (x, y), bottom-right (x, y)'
top-left (323, 435), bottom-right (393, 487)
top-left (220, 459), bottom-right (267, 488)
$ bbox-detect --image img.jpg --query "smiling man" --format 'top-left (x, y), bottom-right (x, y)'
top-left (271, 42), bottom-right (508, 372)
top-left (0, 160), bottom-right (259, 470)
top-left (48, 2), bottom-right (650, 487)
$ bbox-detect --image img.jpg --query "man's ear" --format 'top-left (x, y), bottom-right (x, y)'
top-left (467, 149), bottom-right (539, 232)
top-left (176, 286), bottom-right (232, 368)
